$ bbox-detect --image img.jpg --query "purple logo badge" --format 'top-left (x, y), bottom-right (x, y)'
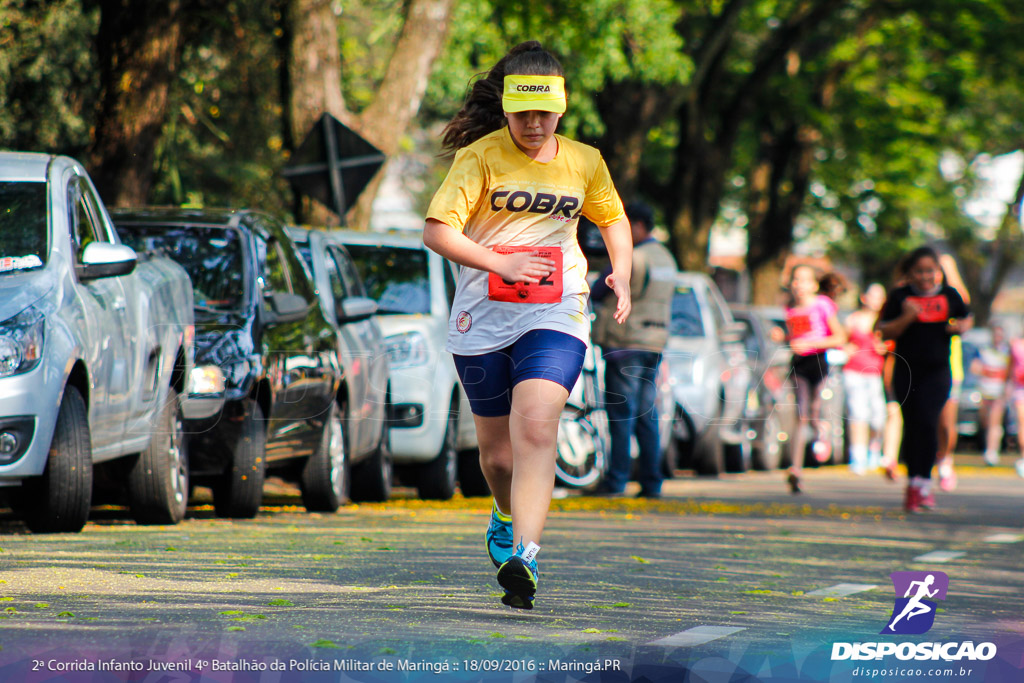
top-left (882, 571), bottom-right (949, 635)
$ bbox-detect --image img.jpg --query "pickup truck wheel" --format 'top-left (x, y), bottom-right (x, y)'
top-left (694, 421), bottom-right (726, 476)
top-left (128, 388), bottom-right (189, 524)
top-left (213, 399), bottom-right (266, 518)
top-left (664, 407), bottom-right (691, 477)
top-left (752, 410), bottom-right (783, 471)
top-left (20, 386), bottom-right (93, 533)
top-left (724, 417), bottom-right (753, 474)
top-left (417, 405), bottom-right (458, 500)
top-left (350, 426), bottom-right (393, 502)
top-left (300, 402), bottom-right (348, 512)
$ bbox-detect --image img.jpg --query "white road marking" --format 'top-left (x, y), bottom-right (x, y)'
top-left (805, 583), bottom-right (877, 597)
top-left (913, 550), bottom-right (965, 563)
top-left (984, 534), bottom-right (1024, 544)
top-left (647, 625), bottom-right (746, 647)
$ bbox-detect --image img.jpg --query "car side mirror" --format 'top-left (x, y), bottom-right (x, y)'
top-left (77, 242), bottom-right (138, 281)
top-left (337, 296), bottom-right (377, 324)
top-left (265, 291), bottom-right (309, 324)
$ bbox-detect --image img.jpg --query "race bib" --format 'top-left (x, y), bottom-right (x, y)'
top-left (487, 246), bottom-right (563, 303)
top-left (786, 313), bottom-right (813, 338)
top-left (907, 295), bottom-right (949, 323)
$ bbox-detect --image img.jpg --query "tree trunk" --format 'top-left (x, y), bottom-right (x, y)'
top-left (346, 0), bottom-right (456, 230)
top-left (88, 0), bottom-right (185, 206)
top-left (746, 121), bottom-right (819, 302)
top-left (666, 93), bottom-right (733, 272)
top-left (594, 82), bottom-right (669, 200)
top-left (284, 0), bottom-right (454, 228)
top-left (961, 165), bottom-right (1024, 327)
top-left (657, 0), bottom-right (847, 272)
top-left (285, 0), bottom-right (354, 226)
top-left (750, 255), bottom-right (789, 306)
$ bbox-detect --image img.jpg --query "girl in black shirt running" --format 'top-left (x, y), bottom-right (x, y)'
top-left (877, 247), bottom-right (972, 513)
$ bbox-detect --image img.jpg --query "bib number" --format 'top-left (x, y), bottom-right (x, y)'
top-left (487, 246), bottom-right (563, 304)
top-left (906, 295), bottom-right (949, 323)
top-left (786, 313), bottom-right (813, 338)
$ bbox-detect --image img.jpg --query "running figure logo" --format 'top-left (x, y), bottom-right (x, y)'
top-left (882, 571), bottom-right (949, 635)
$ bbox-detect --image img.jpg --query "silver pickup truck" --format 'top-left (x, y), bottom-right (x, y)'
top-left (0, 153), bottom-right (195, 532)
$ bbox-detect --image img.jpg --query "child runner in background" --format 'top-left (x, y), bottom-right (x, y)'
top-left (935, 334), bottom-right (964, 490)
top-left (423, 41), bottom-right (633, 609)
top-left (843, 283), bottom-right (888, 474)
top-left (877, 246), bottom-right (972, 513)
top-left (1005, 326), bottom-right (1024, 478)
top-left (782, 264), bottom-right (847, 493)
top-left (971, 323), bottom-right (1010, 467)
top-left (880, 339), bottom-right (903, 481)
top-left (935, 252), bottom-right (971, 491)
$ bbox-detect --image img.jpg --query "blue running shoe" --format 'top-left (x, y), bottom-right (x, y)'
top-left (497, 542), bottom-right (539, 610)
top-left (485, 500), bottom-right (514, 568)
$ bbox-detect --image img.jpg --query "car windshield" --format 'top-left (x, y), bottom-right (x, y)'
top-left (117, 223), bottom-right (247, 312)
top-left (670, 286), bottom-right (705, 337)
top-left (344, 244), bottom-right (430, 315)
top-left (0, 181), bottom-right (47, 275)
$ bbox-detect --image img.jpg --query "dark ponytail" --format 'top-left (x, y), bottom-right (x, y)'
top-left (441, 41), bottom-right (564, 153)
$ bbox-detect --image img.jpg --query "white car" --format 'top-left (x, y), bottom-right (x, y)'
top-left (325, 230), bottom-right (486, 499)
top-left (663, 272), bottom-right (750, 475)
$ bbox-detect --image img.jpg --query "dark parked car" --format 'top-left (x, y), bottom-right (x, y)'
top-left (729, 306), bottom-right (799, 471)
top-left (287, 227), bottom-right (393, 501)
top-left (112, 208), bottom-right (379, 517)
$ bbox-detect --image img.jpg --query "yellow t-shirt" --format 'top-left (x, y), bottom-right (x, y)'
top-left (427, 127), bottom-right (625, 354)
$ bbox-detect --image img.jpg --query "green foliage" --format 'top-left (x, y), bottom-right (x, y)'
top-left (422, 0), bottom-right (689, 139)
top-left (148, 1), bottom-right (293, 215)
top-left (2, 0), bottom-right (1021, 276)
top-left (337, 0), bottom-right (405, 112)
top-left (0, 1), bottom-right (99, 154)
top-left (808, 2), bottom-right (1024, 286)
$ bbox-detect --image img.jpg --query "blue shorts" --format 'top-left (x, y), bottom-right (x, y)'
top-left (453, 329), bottom-right (587, 417)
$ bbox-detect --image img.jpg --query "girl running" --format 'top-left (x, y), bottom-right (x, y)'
top-left (971, 323), bottom-right (1010, 466)
top-left (935, 252), bottom-right (972, 491)
top-left (422, 41), bottom-right (633, 609)
top-left (1005, 327), bottom-right (1024, 478)
top-left (781, 264), bottom-right (847, 493)
top-left (877, 246), bottom-right (972, 513)
top-left (843, 283), bottom-right (888, 474)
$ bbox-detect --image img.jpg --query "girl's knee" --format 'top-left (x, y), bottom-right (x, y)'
top-left (479, 447), bottom-right (513, 477)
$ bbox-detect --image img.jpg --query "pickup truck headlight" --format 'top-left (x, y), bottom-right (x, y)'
top-left (668, 355), bottom-right (704, 386)
top-left (0, 307), bottom-right (45, 379)
top-left (384, 331), bottom-right (429, 369)
top-left (190, 365), bottom-right (226, 394)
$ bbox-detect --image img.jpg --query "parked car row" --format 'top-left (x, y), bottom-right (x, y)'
top-left (1, 153), bottom-right (422, 534)
top-left (0, 154), bottom-right (195, 532)
top-left (2, 152), bottom-right (859, 534)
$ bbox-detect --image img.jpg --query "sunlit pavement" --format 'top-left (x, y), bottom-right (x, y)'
top-left (0, 457), bottom-right (1021, 681)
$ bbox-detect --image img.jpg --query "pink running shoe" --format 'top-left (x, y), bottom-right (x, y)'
top-left (938, 458), bottom-right (957, 492)
top-left (812, 440), bottom-right (832, 464)
top-left (903, 484), bottom-right (923, 514)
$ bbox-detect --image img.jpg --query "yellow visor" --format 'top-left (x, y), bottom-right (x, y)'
top-left (502, 75), bottom-right (567, 114)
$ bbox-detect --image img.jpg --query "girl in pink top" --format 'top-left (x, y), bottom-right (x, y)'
top-left (783, 264), bottom-right (847, 493)
top-left (842, 283), bottom-right (888, 475)
top-left (1005, 333), bottom-right (1024, 478)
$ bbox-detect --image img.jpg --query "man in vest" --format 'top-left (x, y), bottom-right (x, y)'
top-left (591, 202), bottom-right (678, 498)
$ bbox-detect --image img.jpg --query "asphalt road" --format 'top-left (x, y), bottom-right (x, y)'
top-left (1, 457), bottom-right (1022, 683)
